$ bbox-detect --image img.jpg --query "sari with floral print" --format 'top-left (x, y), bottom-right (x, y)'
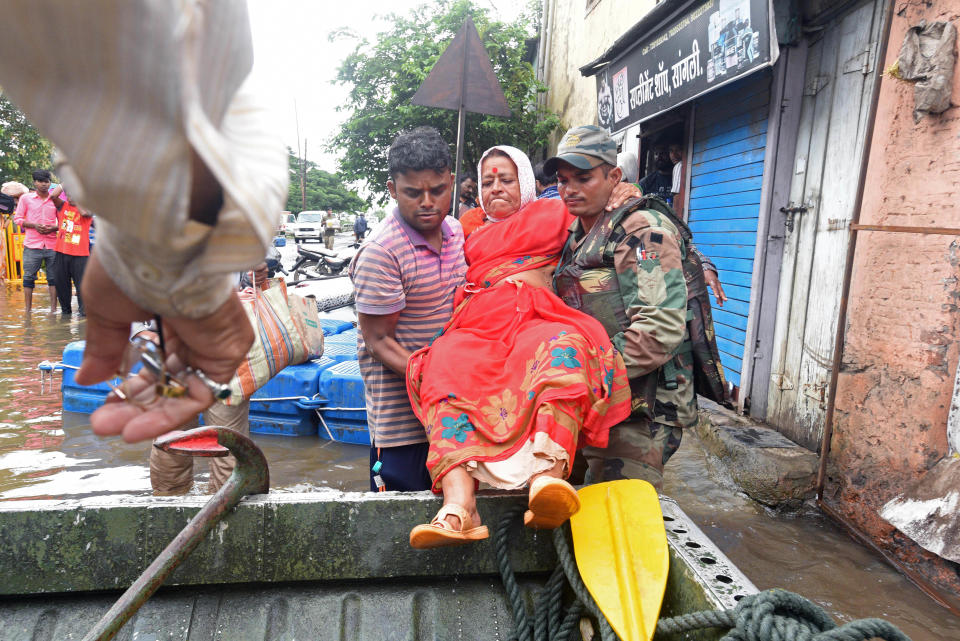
top-left (406, 198), bottom-right (631, 490)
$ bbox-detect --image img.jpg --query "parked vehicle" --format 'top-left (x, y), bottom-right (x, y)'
top-left (292, 211), bottom-right (325, 243)
top-left (290, 243), bottom-right (359, 280)
top-left (278, 212), bottom-right (296, 236)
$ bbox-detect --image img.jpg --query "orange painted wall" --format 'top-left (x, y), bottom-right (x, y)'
top-left (825, 1), bottom-right (960, 597)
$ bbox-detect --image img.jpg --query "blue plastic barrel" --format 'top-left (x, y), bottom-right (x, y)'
top-left (318, 360), bottom-right (369, 445)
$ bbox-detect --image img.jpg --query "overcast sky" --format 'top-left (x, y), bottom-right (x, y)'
top-left (246, 0), bottom-right (524, 175)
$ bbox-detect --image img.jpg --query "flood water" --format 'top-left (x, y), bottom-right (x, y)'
top-left (0, 279), bottom-right (958, 640)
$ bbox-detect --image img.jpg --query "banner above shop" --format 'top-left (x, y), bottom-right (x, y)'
top-left (596, 0), bottom-right (776, 132)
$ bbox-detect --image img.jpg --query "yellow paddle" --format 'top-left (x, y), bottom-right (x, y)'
top-left (569, 479), bottom-right (669, 641)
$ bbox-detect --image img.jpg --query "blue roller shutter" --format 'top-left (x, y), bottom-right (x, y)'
top-left (687, 71), bottom-right (771, 387)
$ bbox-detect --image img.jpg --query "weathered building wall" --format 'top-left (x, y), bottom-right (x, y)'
top-left (543, 0), bottom-right (655, 137)
top-left (825, 1), bottom-right (960, 596)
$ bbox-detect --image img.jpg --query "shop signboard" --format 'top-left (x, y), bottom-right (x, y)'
top-left (596, 0), bottom-right (775, 132)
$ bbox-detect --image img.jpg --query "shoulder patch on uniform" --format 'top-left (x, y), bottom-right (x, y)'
top-left (618, 208), bottom-right (656, 235)
top-left (650, 232), bottom-right (663, 244)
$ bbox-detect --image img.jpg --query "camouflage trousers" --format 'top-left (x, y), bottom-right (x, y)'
top-left (582, 417), bottom-right (682, 490)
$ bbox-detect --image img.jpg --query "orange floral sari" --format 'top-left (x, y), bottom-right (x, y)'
top-left (407, 198), bottom-right (631, 490)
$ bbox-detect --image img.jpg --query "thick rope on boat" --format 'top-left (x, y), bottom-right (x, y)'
top-left (656, 588), bottom-right (914, 641)
top-left (494, 506), bottom-right (913, 641)
top-left (551, 527), bottom-right (617, 641)
top-left (494, 506), bottom-right (616, 641)
top-left (494, 505), bottom-right (534, 641)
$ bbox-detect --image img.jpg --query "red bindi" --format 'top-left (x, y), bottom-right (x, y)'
top-left (492, 167), bottom-right (498, 173)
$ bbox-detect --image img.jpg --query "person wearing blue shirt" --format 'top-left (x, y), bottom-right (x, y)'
top-left (534, 161), bottom-right (560, 200)
top-left (353, 212), bottom-right (368, 243)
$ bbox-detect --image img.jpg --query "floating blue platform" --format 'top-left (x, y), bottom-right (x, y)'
top-left (321, 342), bottom-right (358, 362)
top-left (247, 362), bottom-right (323, 437)
top-left (318, 360), bottom-right (369, 446)
top-left (323, 332), bottom-right (358, 347)
top-left (53, 342), bottom-right (366, 439)
top-left (310, 356), bottom-right (339, 372)
top-left (317, 318), bottom-right (354, 336)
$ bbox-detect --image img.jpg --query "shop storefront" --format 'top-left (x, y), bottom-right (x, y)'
top-left (582, 0), bottom-right (779, 399)
top-left (579, 0), bottom-right (888, 436)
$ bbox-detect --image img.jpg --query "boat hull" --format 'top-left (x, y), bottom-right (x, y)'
top-left (0, 491), bottom-right (754, 640)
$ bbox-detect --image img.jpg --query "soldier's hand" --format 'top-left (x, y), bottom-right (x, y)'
top-left (704, 269), bottom-right (727, 307)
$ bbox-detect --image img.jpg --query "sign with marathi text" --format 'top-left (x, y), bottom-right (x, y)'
top-left (596, 0), bottom-right (774, 131)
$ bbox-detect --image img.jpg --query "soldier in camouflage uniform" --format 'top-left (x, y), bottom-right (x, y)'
top-left (547, 126), bottom-right (688, 489)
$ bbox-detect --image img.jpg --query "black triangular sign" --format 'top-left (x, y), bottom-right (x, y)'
top-left (411, 17), bottom-right (511, 117)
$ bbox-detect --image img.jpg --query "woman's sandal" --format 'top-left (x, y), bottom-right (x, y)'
top-left (409, 503), bottom-right (490, 549)
top-left (523, 476), bottom-right (581, 529)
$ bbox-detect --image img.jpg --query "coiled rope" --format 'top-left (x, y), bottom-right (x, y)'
top-left (656, 589), bottom-right (913, 641)
top-left (493, 506), bottom-right (913, 641)
top-left (493, 505), bottom-right (615, 641)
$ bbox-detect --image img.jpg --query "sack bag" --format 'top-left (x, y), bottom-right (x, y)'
top-left (226, 277), bottom-right (309, 403)
top-left (287, 293), bottom-right (324, 358)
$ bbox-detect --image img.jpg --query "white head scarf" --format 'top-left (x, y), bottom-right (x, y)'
top-left (477, 145), bottom-right (536, 220)
top-left (617, 152), bottom-right (639, 184)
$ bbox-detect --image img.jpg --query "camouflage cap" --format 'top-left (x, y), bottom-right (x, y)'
top-left (544, 125), bottom-right (618, 175)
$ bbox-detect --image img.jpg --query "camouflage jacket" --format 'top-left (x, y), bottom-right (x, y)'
top-left (554, 199), bottom-right (688, 418)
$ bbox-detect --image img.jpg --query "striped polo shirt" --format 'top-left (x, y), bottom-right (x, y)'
top-left (349, 209), bottom-right (466, 447)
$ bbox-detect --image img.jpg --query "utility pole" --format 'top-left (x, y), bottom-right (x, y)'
top-left (301, 138), bottom-right (308, 211)
top-left (295, 100), bottom-right (306, 211)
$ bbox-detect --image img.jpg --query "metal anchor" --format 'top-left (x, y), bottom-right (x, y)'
top-left (82, 426), bottom-right (270, 641)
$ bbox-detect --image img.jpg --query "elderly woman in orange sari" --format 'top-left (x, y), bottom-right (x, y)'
top-left (406, 146), bottom-right (635, 549)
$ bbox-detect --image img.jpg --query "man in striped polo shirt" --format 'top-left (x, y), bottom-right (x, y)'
top-left (349, 127), bottom-right (467, 492)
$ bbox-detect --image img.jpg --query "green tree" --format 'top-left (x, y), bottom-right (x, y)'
top-left (331, 0), bottom-right (560, 203)
top-left (0, 94), bottom-right (53, 184)
top-left (287, 149), bottom-right (367, 215)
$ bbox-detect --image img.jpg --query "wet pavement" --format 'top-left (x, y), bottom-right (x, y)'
top-left (0, 254), bottom-right (958, 639)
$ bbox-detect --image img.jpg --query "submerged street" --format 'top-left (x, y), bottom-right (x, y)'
top-left (0, 275), bottom-right (957, 640)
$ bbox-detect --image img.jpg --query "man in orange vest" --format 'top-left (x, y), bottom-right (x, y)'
top-left (53, 190), bottom-right (93, 316)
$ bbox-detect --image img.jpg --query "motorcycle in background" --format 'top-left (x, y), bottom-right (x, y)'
top-left (289, 243), bottom-right (359, 282)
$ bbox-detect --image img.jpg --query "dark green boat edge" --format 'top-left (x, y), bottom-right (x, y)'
top-left (0, 490), bottom-right (756, 640)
